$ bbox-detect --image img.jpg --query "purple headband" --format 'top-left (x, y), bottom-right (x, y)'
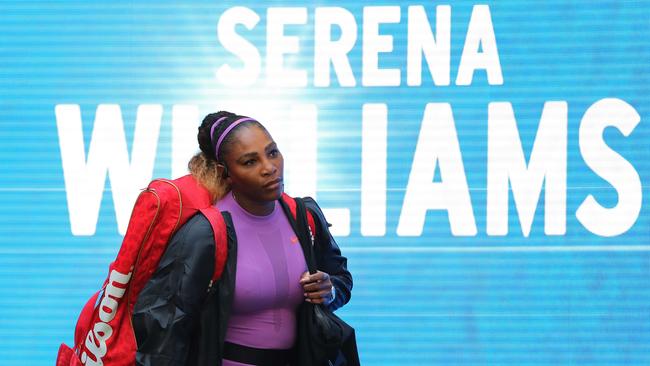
top-left (210, 116), bottom-right (256, 160)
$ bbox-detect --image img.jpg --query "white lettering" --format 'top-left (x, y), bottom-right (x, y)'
top-left (55, 104), bottom-right (161, 236)
top-left (82, 269), bottom-right (131, 365)
top-left (98, 295), bottom-right (118, 324)
top-left (487, 102), bottom-right (568, 236)
top-left (362, 6), bottom-right (401, 87)
top-left (267, 7), bottom-right (308, 87)
top-left (314, 7), bottom-right (357, 87)
top-left (576, 98), bottom-right (642, 236)
top-left (93, 322), bottom-right (113, 343)
top-left (98, 269), bottom-right (131, 322)
top-left (217, 5), bottom-right (502, 87)
top-left (361, 103), bottom-right (387, 236)
top-left (80, 352), bottom-right (97, 366)
top-left (171, 105), bottom-right (200, 179)
top-left (216, 7), bottom-right (261, 86)
top-left (277, 104), bottom-right (318, 198)
top-left (456, 5), bottom-right (503, 86)
top-left (84, 330), bottom-right (105, 365)
top-left (322, 208), bottom-right (351, 237)
top-left (397, 103), bottom-right (477, 236)
top-left (407, 5), bottom-right (451, 86)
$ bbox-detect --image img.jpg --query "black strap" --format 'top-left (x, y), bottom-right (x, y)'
top-left (223, 341), bottom-right (292, 366)
top-left (294, 197), bottom-right (317, 275)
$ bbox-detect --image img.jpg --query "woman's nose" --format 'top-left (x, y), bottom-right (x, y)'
top-left (261, 158), bottom-right (277, 176)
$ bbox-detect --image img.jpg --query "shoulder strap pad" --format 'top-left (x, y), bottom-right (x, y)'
top-left (199, 207), bottom-right (228, 282)
top-left (281, 193), bottom-right (316, 237)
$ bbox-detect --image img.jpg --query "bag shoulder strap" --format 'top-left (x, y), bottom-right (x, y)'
top-left (171, 174), bottom-right (228, 283)
top-left (199, 206), bottom-right (228, 283)
top-left (281, 193), bottom-right (316, 238)
top-left (281, 194), bottom-right (318, 274)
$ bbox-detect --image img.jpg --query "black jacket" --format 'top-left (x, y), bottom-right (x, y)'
top-left (132, 197), bottom-right (353, 366)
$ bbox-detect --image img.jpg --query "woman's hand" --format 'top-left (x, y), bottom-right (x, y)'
top-left (300, 271), bottom-right (334, 304)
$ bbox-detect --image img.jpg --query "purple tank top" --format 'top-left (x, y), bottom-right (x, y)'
top-left (216, 192), bottom-right (307, 354)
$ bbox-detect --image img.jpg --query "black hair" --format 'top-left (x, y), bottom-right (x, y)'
top-left (197, 111), bottom-right (267, 164)
top-left (190, 111), bottom-right (259, 201)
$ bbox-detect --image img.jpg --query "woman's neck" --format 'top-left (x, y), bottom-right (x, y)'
top-left (231, 190), bottom-right (275, 216)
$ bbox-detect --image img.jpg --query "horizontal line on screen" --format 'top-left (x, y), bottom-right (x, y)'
top-left (1, 186), bottom-right (647, 193)
top-left (0, 248), bottom-right (119, 254)
top-left (0, 188), bottom-right (67, 192)
top-left (343, 245), bottom-right (650, 253)
top-left (325, 186), bottom-right (645, 192)
top-left (2, 245), bottom-right (649, 255)
top-left (346, 313), bottom-right (647, 318)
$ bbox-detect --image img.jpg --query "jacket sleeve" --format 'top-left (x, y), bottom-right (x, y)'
top-left (132, 213), bottom-right (215, 366)
top-left (303, 197), bottom-right (353, 312)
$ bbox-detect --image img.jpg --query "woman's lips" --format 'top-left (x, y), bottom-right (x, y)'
top-left (264, 178), bottom-right (282, 190)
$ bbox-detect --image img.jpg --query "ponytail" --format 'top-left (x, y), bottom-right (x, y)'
top-left (188, 152), bottom-right (228, 203)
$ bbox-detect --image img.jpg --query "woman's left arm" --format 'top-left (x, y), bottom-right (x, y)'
top-left (303, 197), bottom-right (353, 311)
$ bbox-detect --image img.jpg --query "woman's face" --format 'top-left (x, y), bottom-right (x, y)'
top-left (222, 125), bottom-right (284, 212)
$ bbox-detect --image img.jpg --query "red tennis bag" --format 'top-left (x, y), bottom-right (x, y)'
top-left (56, 174), bottom-right (228, 366)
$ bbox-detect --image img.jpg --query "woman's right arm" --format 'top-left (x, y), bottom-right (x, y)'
top-left (132, 214), bottom-right (215, 366)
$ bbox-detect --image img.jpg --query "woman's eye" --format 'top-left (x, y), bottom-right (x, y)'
top-left (244, 159), bottom-right (255, 166)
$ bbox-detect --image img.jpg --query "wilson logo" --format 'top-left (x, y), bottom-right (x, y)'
top-left (80, 269), bottom-right (132, 366)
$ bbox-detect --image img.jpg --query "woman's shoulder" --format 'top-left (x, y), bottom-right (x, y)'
top-left (300, 197), bottom-right (326, 221)
top-left (148, 212), bottom-right (216, 283)
top-left (174, 213), bottom-right (215, 250)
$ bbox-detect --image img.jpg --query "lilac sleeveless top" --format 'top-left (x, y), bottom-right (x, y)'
top-left (215, 192), bottom-right (307, 361)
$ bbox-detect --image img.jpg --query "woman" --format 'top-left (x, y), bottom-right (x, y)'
top-left (132, 111), bottom-right (353, 366)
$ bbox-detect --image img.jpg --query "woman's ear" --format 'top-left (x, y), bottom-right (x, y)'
top-left (217, 163), bottom-right (230, 181)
